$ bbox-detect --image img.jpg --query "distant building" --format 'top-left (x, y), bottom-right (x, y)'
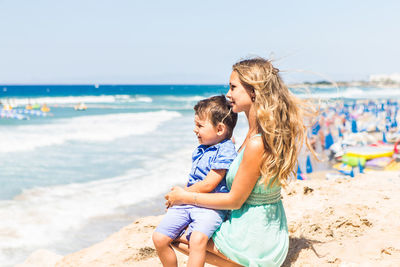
top-left (369, 73), bottom-right (400, 83)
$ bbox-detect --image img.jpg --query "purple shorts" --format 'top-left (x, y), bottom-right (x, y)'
top-left (155, 205), bottom-right (227, 240)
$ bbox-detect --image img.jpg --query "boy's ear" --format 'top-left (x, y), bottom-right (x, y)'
top-left (216, 123), bottom-right (226, 136)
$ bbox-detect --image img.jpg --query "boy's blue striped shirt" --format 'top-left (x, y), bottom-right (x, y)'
top-left (187, 139), bottom-right (237, 193)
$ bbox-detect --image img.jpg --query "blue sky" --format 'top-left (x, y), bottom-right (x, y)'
top-left (0, 0), bottom-right (399, 84)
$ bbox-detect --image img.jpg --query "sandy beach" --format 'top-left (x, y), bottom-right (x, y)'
top-left (1, 0), bottom-right (399, 266)
top-left (17, 170), bottom-right (400, 267)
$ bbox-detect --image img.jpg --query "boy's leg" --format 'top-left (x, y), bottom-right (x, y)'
top-left (187, 231), bottom-right (209, 267)
top-left (153, 207), bottom-right (191, 267)
top-left (186, 207), bottom-right (226, 267)
top-left (172, 239), bottom-right (241, 267)
top-left (152, 232), bottom-right (177, 267)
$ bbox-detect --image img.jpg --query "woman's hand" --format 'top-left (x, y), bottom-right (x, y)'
top-left (165, 186), bottom-right (188, 208)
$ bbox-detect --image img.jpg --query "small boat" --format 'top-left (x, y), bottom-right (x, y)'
top-left (2, 104), bottom-right (12, 111)
top-left (74, 103), bottom-right (87, 111)
top-left (40, 104), bottom-right (50, 112)
top-left (32, 104), bottom-right (41, 110)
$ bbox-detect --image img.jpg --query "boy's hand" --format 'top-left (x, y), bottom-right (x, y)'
top-left (165, 186), bottom-right (187, 207)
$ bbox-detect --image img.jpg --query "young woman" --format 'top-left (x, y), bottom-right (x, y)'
top-left (165, 57), bottom-right (312, 267)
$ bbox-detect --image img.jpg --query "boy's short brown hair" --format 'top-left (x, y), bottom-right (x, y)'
top-left (194, 95), bottom-right (238, 139)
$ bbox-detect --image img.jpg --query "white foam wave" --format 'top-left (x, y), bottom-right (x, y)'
top-left (0, 111), bottom-right (181, 153)
top-left (113, 95), bottom-right (153, 103)
top-left (164, 95), bottom-right (206, 102)
top-left (0, 147), bottom-right (192, 266)
top-left (0, 95), bottom-right (153, 107)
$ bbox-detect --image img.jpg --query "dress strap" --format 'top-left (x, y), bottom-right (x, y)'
top-left (238, 134), bottom-right (262, 153)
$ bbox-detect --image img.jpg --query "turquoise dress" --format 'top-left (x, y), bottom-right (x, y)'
top-left (212, 136), bottom-right (289, 267)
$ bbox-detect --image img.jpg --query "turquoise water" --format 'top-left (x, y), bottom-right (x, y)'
top-left (0, 85), bottom-right (250, 266)
top-left (0, 84), bottom-right (399, 266)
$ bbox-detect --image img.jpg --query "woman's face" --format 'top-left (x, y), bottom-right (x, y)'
top-left (226, 71), bottom-right (253, 113)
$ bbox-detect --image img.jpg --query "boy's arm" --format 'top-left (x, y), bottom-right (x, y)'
top-left (185, 169), bottom-right (227, 193)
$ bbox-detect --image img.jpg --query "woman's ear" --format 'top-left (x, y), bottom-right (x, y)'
top-left (251, 89), bottom-right (256, 101)
top-left (216, 123), bottom-right (226, 136)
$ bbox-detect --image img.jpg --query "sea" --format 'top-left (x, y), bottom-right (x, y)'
top-left (0, 84), bottom-right (399, 266)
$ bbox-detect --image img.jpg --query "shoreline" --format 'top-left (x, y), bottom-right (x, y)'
top-left (18, 170), bottom-right (400, 266)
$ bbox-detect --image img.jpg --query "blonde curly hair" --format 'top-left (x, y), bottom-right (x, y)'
top-left (233, 57), bottom-right (315, 187)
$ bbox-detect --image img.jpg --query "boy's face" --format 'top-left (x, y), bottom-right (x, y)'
top-left (193, 115), bottom-right (224, 146)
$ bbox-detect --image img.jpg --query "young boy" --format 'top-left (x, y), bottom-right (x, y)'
top-left (152, 95), bottom-right (238, 266)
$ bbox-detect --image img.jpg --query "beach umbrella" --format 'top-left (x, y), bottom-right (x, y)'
top-left (345, 112), bottom-right (350, 121)
top-left (351, 119), bottom-right (358, 133)
top-left (358, 159), bottom-right (364, 174)
top-left (386, 114), bottom-right (392, 123)
top-left (306, 155), bottom-right (313, 173)
top-left (297, 165), bottom-right (304, 180)
top-left (312, 121), bottom-right (320, 135)
top-left (325, 132), bottom-right (334, 149)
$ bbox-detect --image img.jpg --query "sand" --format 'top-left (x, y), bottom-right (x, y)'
top-left (17, 170), bottom-right (400, 267)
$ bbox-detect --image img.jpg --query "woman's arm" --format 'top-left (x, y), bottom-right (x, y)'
top-left (166, 137), bottom-right (264, 210)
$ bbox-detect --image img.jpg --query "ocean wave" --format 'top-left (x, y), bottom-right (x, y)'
top-left (0, 95), bottom-right (153, 107)
top-left (163, 95), bottom-right (206, 102)
top-left (0, 146), bottom-right (192, 266)
top-left (0, 110), bottom-right (181, 153)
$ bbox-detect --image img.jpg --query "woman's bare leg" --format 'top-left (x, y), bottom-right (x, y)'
top-left (172, 237), bottom-right (242, 267)
top-left (204, 238), bottom-right (242, 266)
